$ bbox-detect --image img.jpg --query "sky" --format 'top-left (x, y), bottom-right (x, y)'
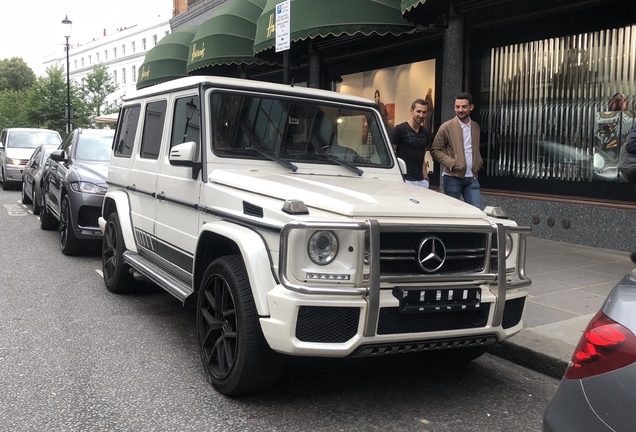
top-left (1, 0), bottom-right (172, 75)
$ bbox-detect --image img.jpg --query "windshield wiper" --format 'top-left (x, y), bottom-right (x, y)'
top-left (304, 153), bottom-right (364, 176)
top-left (217, 146), bottom-right (298, 172)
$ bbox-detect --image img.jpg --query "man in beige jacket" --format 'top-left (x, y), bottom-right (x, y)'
top-left (431, 92), bottom-right (483, 208)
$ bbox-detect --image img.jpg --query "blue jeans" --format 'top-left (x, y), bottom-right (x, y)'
top-left (442, 176), bottom-right (481, 209)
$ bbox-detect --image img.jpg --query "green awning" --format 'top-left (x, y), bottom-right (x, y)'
top-left (187, 0), bottom-right (269, 73)
top-left (401, 0), bottom-right (427, 13)
top-left (253, 0), bottom-right (415, 55)
top-left (137, 27), bottom-right (197, 90)
top-left (401, 0), bottom-right (447, 26)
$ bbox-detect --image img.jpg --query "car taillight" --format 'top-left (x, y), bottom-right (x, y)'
top-left (565, 310), bottom-right (636, 379)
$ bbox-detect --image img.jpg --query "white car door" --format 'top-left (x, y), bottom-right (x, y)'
top-left (153, 93), bottom-right (202, 271)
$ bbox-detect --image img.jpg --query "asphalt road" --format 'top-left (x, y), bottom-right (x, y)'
top-left (0, 186), bottom-right (559, 431)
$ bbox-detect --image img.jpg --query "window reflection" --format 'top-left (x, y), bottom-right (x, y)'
top-left (481, 25), bottom-right (636, 183)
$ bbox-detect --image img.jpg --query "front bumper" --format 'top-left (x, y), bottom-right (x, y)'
top-left (68, 190), bottom-right (105, 240)
top-left (260, 284), bottom-right (527, 357)
top-left (5, 164), bottom-right (25, 182)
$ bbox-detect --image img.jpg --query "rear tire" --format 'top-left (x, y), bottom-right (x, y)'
top-left (21, 182), bottom-right (32, 204)
top-left (197, 255), bottom-right (285, 396)
top-left (59, 196), bottom-right (86, 256)
top-left (32, 185), bottom-right (41, 215)
top-left (102, 212), bottom-right (136, 293)
top-left (39, 194), bottom-right (58, 230)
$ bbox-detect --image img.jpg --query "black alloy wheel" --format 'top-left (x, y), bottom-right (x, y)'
top-left (197, 255), bottom-right (285, 396)
top-left (39, 194), bottom-right (58, 230)
top-left (59, 196), bottom-right (86, 256)
top-left (101, 212), bottom-right (136, 293)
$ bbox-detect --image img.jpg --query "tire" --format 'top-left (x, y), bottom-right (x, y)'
top-left (102, 212), bottom-right (136, 293)
top-left (32, 185), bottom-right (41, 215)
top-left (197, 255), bottom-right (285, 396)
top-left (59, 196), bottom-right (86, 256)
top-left (2, 168), bottom-right (8, 191)
top-left (21, 182), bottom-right (32, 204)
top-left (39, 194), bottom-right (58, 230)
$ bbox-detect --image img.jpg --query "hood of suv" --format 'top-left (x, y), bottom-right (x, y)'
top-left (73, 161), bottom-right (109, 185)
top-left (210, 169), bottom-right (486, 219)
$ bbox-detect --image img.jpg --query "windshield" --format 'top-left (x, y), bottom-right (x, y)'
top-left (210, 92), bottom-right (393, 168)
top-left (75, 134), bottom-right (114, 162)
top-left (8, 131), bottom-right (61, 149)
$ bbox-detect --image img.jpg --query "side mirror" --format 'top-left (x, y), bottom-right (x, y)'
top-left (49, 149), bottom-right (68, 162)
top-left (169, 141), bottom-right (197, 167)
top-left (397, 157), bottom-right (407, 175)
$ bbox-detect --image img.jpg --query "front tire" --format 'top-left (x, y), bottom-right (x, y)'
top-left (59, 196), bottom-right (86, 256)
top-left (40, 194), bottom-right (58, 230)
top-left (197, 255), bottom-right (285, 396)
top-left (102, 212), bottom-right (136, 293)
top-left (2, 167), bottom-right (9, 190)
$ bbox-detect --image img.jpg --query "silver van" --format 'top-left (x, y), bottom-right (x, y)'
top-left (0, 128), bottom-right (62, 190)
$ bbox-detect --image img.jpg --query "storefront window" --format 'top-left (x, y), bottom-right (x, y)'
top-left (337, 59), bottom-right (436, 170)
top-left (337, 60), bottom-right (436, 130)
top-left (481, 25), bottom-right (636, 184)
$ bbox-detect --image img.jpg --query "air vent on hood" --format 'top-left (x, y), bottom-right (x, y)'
top-left (243, 201), bottom-right (263, 218)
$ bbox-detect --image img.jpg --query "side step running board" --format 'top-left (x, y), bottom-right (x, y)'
top-left (123, 251), bottom-right (193, 303)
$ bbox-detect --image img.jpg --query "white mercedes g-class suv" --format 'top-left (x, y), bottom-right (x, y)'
top-left (100, 76), bottom-right (531, 396)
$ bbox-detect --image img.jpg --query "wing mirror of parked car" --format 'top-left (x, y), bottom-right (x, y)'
top-left (169, 141), bottom-right (197, 167)
top-left (49, 150), bottom-right (68, 162)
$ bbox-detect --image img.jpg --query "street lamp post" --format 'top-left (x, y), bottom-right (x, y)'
top-left (62, 15), bottom-right (72, 134)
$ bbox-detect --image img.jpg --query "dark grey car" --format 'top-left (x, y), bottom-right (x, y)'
top-left (21, 143), bottom-right (60, 215)
top-left (543, 252), bottom-right (636, 431)
top-left (41, 128), bottom-right (114, 255)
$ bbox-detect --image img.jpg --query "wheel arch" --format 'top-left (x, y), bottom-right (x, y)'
top-left (101, 191), bottom-right (138, 253)
top-left (194, 221), bottom-right (278, 316)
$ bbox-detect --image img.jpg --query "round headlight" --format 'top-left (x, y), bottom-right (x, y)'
top-left (505, 233), bottom-right (514, 258)
top-left (308, 230), bottom-right (338, 265)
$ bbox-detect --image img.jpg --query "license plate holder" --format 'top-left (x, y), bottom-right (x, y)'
top-left (392, 286), bottom-right (481, 314)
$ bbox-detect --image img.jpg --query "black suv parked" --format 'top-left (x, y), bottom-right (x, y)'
top-left (41, 128), bottom-right (114, 255)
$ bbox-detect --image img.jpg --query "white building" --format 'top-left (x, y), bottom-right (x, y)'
top-left (44, 17), bottom-right (171, 110)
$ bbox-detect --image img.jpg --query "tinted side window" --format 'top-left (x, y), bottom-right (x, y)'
top-left (60, 131), bottom-right (74, 153)
top-left (30, 147), bottom-right (42, 168)
top-left (114, 106), bottom-right (141, 158)
top-left (140, 100), bottom-right (167, 160)
top-left (170, 97), bottom-right (200, 150)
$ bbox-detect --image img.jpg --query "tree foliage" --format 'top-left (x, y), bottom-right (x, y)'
top-left (0, 90), bottom-right (29, 128)
top-left (0, 60), bottom-right (119, 134)
top-left (81, 64), bottom-right (118, 122)
top-left (0, 57), bottom-right (36, 92)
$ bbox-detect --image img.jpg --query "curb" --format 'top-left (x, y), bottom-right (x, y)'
top-left (487, 329), bottom-right (571, 379)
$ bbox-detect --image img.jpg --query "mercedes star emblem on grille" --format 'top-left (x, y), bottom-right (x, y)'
top-left (417, 236), bottom-right (446, 272)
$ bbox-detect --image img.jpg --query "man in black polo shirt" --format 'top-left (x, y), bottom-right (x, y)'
top-left (389, 99), bottom-right (432, 188)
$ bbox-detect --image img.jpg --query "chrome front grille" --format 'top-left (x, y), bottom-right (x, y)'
top-left (379, 231), bottom-right (490, 276)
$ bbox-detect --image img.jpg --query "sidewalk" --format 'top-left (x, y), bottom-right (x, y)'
top-left (489, 237), bottom-right (636, 378)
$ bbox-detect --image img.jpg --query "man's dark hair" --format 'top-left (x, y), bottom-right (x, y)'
top-left (455, 92), bottom-right (473, 105)
top-left (411, 99), bottom-right (428, 110)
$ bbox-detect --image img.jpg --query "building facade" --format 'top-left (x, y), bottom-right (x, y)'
top-left (165, 0), bottom-right (636, 250)
top-left (44, 19), bottom-right (172, 111)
